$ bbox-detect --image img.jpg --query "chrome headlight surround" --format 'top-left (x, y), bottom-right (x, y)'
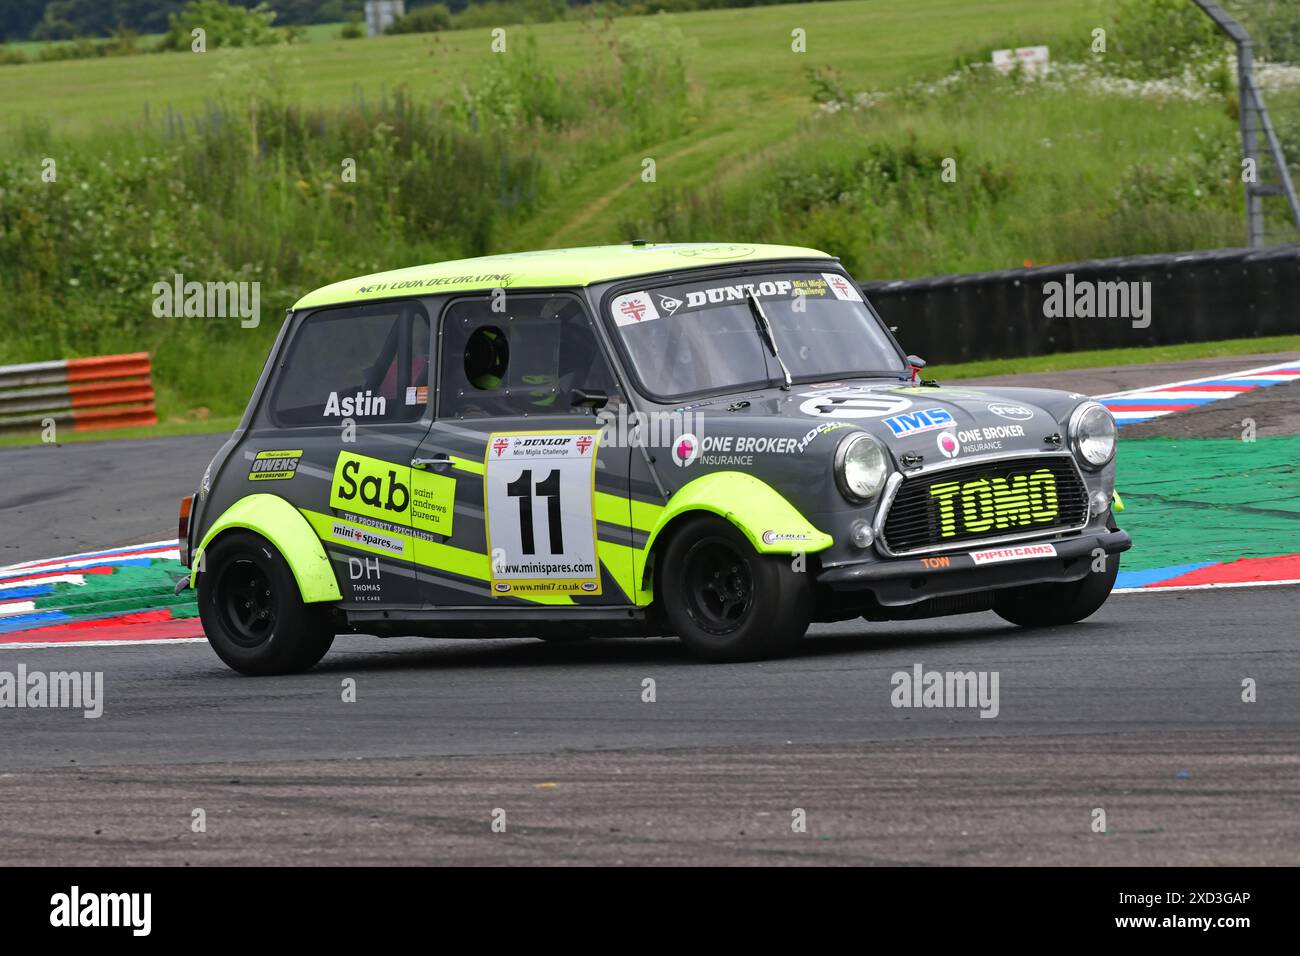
top-left (1068, 401), bottom-right (1117, 470)
top-left (834, 432), bottom-right (890, 502)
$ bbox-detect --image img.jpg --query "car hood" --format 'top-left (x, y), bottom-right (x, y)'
top-left (674, 378), bottom-right (1088, 465)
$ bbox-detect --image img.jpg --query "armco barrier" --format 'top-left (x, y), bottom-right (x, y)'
top-left (0, 352), bottom-right (157, 434)
top-left (860, 244), bottom-right (1300, 365)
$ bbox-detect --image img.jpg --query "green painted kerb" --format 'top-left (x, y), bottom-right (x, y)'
top-left (644, 471), bottom-right (834, 557)
top-left (1117, 436), bottom-right (1300, 571)
top-left (190, 494), bottom-right (343, 602)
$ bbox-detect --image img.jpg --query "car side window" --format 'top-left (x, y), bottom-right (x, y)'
top-left (438, 294), bottom-right (615, 420)
top-left (271, 301), bottom-right (432, 427)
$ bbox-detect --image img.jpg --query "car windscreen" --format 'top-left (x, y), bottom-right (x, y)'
top-left (607, 271), bottom-right (907, 400)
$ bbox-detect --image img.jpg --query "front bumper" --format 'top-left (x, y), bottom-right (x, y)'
top-left (817, 528), bottom-right (1131, 607)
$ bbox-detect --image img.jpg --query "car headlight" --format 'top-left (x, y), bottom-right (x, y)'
top-left (1068, 402), bottom-right (1116, 470)
top-left (834, 432), bottom-right (889, 501)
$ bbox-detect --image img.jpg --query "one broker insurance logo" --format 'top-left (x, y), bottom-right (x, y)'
top-left (50, 886), bottom-right (151, 937)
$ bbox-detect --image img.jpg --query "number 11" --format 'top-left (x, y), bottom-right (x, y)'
top-left (506, 468), bottom-right (563, 555)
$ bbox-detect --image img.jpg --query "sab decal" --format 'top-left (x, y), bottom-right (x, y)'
top-left (330, 451), bottom-right (456, 536)
top-left (483, 431), bottom-right (602, 596)
top-left (248, 449), bottom-right (302, 482)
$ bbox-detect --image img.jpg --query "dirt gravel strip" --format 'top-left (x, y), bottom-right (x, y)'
top-left (0, 730), bottom-right (1293, 866)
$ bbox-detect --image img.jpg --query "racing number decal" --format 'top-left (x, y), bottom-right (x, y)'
top-left (484, 431), bottom-right (601, 596)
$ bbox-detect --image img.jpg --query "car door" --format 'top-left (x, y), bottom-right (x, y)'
top-left (255, 299), bottom-right (433, 607)
top-left (411, 291), bottom-right (637, 607)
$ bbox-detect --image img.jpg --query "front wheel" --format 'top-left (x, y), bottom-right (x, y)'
top-left (658, 515), bottom-right (814, 662)
top-left (993, 546), bottom-right (1119, 628)
top-left (197, 531), bottom-right (335, 675)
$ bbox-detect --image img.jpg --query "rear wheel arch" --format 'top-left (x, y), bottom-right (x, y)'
top-left (190, 494), bottom-right (342, 604)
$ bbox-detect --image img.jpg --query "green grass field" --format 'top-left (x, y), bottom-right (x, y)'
top-left (0, 0), bottom-right (1280, 440)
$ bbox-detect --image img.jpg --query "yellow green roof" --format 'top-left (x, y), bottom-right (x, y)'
top-left (292, 242), bottom-right (835, 309)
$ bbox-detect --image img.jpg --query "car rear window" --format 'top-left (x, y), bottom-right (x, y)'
top-left (271, 301), bottom-right (431, 427)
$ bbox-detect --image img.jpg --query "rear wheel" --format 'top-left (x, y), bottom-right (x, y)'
top-left (658, 515), bottom-right (814, 662)
top-left (993, 545), bottom-right (1119, 628)
top-left (198, 531), bottom-right (335, 675)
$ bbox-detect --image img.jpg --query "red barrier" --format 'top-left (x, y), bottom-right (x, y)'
top-left (0, 352), bottom-right (158, 434)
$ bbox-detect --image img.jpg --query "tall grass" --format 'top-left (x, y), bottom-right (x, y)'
top-left (617, 64), bottom-right (1244, 277)
top-left (0, 23), bottom-right (695, 418)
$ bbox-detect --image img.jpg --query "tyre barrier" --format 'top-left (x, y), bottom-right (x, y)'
top-left (0, 352), bottom-right (157, 434)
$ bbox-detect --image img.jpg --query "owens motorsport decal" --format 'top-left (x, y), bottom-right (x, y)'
top-left (483, 431), bottom-right (602, 596)
top-left (248, 449), bottom-right (302, 482)
top-left (969, 543), bottom-right (1058, 565)
top-left (883, 407), bottom-right (954, 437)
top-left (330, 451), bottom-right (456, 536)
top-left (930, 469), bottom-right (1059, 538)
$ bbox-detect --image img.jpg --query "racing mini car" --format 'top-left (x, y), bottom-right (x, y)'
top-left (178, 242), bottom-right (1129, 674)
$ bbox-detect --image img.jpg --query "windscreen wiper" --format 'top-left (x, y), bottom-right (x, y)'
top-left (745, 292), bottom-right (792, 389)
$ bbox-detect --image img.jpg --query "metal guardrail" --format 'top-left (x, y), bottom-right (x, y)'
top-left (0, 352), bottom-right (157, 434)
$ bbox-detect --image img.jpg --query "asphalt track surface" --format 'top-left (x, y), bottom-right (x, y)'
top-left (1, 355), bottom-right (1297, 865)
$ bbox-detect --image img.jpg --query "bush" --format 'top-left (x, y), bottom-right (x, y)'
top-left (386, 3), bottom-right (452, 34)
top-left (340, 17), bottom-right (365, 39)
top-left (1107, 0), bottom-right (1226, 81)
top-left (158, 0), bottom-right (290, 51)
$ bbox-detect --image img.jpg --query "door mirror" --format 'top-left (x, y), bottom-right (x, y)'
top-left (570, 387), bottom-right (609, 410)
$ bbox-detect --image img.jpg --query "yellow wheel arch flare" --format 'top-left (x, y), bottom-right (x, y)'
top-left (189, 494), bottom-right (343, 603)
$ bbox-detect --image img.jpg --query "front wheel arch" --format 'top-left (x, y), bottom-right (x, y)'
top-left (637, 472), bottom-right (832, 596)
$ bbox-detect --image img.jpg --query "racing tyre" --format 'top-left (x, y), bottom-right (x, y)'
top-left (993, 545), bottom-right (1120, 628)
top-left (198, 531), bottom-right (335, 676)
top-left (658, 515), bottom-right (814, 662)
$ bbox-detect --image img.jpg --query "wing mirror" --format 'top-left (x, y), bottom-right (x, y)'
top-left (571, 387), bottom-right (609, 410)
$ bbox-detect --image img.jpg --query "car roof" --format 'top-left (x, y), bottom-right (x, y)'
top-left (292, 242), bottom-right (836, 309)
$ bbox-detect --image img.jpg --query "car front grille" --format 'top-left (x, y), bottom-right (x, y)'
top-left (880, 455), bottom-right (1089, 556)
